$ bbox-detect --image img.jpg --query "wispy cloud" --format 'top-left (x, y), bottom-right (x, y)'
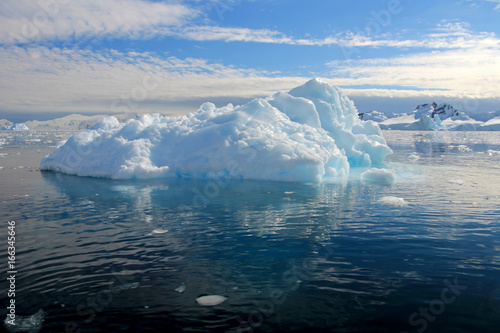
top-left (167, 25), bottom-right (295, 44)
top-left (323, 20), bottom-right (500, 50)
top-left (0, 0), bottom-right (197, 44)
top-left (1, 0), bottom-right (497, 52)
top-left (163, 20), bottom-right (500, 50)
top-left (486, 0), bottom-right (500, 10)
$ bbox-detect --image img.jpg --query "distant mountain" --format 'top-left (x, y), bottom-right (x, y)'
top-left (1, 113), bottom-right (161, 131)
top-left (361, 102), bottom-right (499, 131)
top-left (413, 102), bottom-right (467, 121)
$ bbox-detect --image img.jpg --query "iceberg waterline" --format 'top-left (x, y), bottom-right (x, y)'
top-left (40, 78), bottom-right (393, 182)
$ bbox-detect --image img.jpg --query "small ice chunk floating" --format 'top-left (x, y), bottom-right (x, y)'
top-left (196, 295), bottom-right (227, 306)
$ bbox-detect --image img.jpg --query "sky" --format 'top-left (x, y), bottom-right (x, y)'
top-left (1, 0), bottom-right (500, 120)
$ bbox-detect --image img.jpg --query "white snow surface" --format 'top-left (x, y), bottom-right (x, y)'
top-left (40, 78), bottom-right (393, 182)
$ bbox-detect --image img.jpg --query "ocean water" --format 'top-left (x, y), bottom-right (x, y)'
top-left (0, 130), bottom-right (499, 333)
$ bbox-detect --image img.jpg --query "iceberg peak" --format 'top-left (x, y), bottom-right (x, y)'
top-left (40, 79), bottom-right (392, 182)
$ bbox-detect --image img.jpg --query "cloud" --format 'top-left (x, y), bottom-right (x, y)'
top-left (327, 47), bottom-right (500, 99)
top-left (332, 19), bottom-right (500, 52)
top-left (2, 0), bottom-right (497, 52)
top-left (0, 45), bottom-right (307, 113)
top-left (0, 44), bottom-right (496, 116)
top-left (168, 19), bottom-right (500, 55)
top-left (1, 3), bottom-right (499, 114)
top-left (2, 37), bottom-right (498, 115)
top-left (159, 20), bottom-right (500, 50)
top-left (323, 20), bottom-right (500, 100)
top-left (167, 25), bottom-right (295, 44)
top-left (486, 0), bottom-right (500, 10)
top-left (0, 0), bottom-right (197, 44)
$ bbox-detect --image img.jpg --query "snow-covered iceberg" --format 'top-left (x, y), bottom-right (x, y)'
top-left (1, 123), bottom-right (30, 131)
top-left (40, 78), bottom-right (392, 182)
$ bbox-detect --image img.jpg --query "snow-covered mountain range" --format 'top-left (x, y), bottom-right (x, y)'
top-left (1, 113), bottom-right (160, 131)
top-left (361, 103), bottom-right (500, 131)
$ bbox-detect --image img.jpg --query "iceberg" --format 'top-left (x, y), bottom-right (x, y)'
top-left (403, 114), bottom-right (442, 131)
top-left (1, 123), bottom-right (30, 131)
top-left (40, 78), bottom-right (392, 183)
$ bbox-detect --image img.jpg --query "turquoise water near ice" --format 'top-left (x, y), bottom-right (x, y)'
top-left (0, 130), bottom-right (499, 332)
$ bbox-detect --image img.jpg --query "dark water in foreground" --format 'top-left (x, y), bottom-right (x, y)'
top-left (0, 130), bottom-right (499, 333)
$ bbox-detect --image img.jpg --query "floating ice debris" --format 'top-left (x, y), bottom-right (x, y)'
top-left (40, 78), bottom-right (392, 183)
top-left (112, 282), bottom-right (140, 292)
top-left (448, 179), bottom-right (465, 185)
top-left (196, 295), bottom-right (228, 306)
top-left (457, 145), bottom-right (471, 152)
top-left (174, 282), bottom-right (186, 293)
top-left (380, 196), bottom-right (406, 207)
top-left (4, 309), bottom-right (46, 333)
top-left (152, 228), bottom-right (168, 234)
top-left (361, 168), bottom-right (396, 184)
top-left (407, 154), bottom-right (420, 161)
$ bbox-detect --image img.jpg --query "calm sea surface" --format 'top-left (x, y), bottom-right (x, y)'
top-left (0, 130), bottom-right (499, 333)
